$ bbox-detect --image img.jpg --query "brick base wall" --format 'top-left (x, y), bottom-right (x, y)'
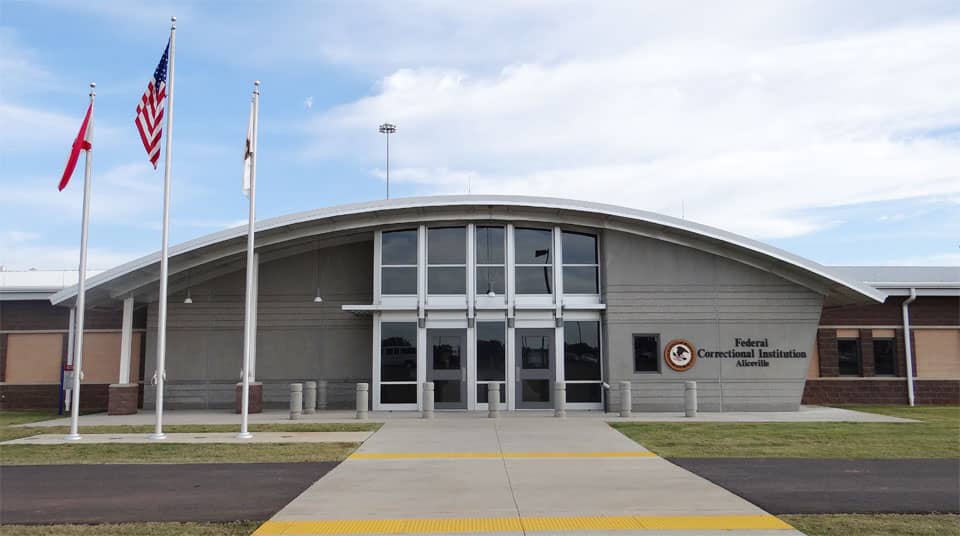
top-left (803, 379), bottom-right (960, 405)
top-left (0, 383), bottom-right (111, 410)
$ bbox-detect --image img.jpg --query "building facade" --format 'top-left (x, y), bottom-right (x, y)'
top-left (2, 196), bottom-right (957, 412)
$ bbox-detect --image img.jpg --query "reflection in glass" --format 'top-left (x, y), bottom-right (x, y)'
top-left (434, 380), bottom-right (462, 403)
top-left (563, 266), bottom-right (599, 294)
top-left (382, 230), bottom-right (417, 265)
top-left (428, 227), bottom-right (466, 264)
top-left (564, 321), bottom-right (601, 380)
top-left (476, 266), bottom-right (505, 295)
top-left (561, 231), bottom-right (598, 264)
top-left (476, 322), bottom-right (506, 381)
top-left (428, 266), bottom-right (466, 294)
top-left (874, 339), bottom-right (896, 376)
top-left (634, 335), bottom-right (659, 372)
top-left (381, 323), bottom-right (417, 381)
top-left (566, 383), bottom-right (601, 403)
top-left (381, 384), bottom-right (417, 404)
top-left (382, 267), bottom-right (417, 295)
top-left (514, 228), bottom-right (552, 264)
top-left (522, 380), bottom-right (551, 402)
top-left (521, 335), bottom-right (550, 369)
top-left (476, 226), bottom-right (505, 264)
top-left (432, 336), bottom-right (462, 370)
top-left (516, 266), bottom-right (552, 294)
top-left (838, 339), bottom-right (860, 376)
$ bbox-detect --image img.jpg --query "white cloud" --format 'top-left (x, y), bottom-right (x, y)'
top-left (0, 231), bottom-right (139, 271)
top-left (304, 18), bottom-right (960, 239)
top-left (885, 252), bottom-right (960, 266)
top-left (304, 96), bottom-right (313, 110)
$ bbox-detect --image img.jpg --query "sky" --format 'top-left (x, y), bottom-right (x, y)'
top-left (1, 0), bottom-right (959, 271)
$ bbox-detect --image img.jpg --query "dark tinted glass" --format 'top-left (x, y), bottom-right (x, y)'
top-left (381, 384), bottom-right (417, 403)
top-left (634, 335), bottom-right (659, 372)
top-left (874, 339), bottom-right (896, 376)
top-left (428, 227), bottom-right (466, 264)
top-left (516, 266), bottom-right (553, 294)
top-left (476, 226), bottom-right (505, 264)
top-left (564, 321), bottom-right (601, 380)
top-left (382, 230), bottom-right (417, 265)
top-left (476, 267), bottom-right (505, 295)
top-left (434, 380), bottom-right (462, 403)
top-left (567, 383), bottom-right (602, 403)
top-left (381, 323), bottom-right (417, 381)
top-left (521, 335), bottom-right (550, 369)
top-left (837, 339), bottom-right (860, 376)
top-left (432, 335), bottom-right (462, 369)
top-left (563, 266), bottom-right (599, 294)
top-left (522, 380), bottom-right (551, 402)
top-left (515, 228), bottom-right (552, 264)
top-left (562, 232), bottom-right (597, 264)
top-left (428, 267), bottom-right (465, 294)
top-left (477, 322), bottom-right (506, 381)
top-left (382, 267), bottom-right (417, 294)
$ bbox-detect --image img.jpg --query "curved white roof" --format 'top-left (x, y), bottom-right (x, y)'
top-left (49, 195), bottom-right (885, 306)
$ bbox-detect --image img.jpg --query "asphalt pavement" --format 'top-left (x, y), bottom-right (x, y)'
top-left (671, 458), bottom-right (960, 514)
top-left (0, 462), bottom-right (337, 525)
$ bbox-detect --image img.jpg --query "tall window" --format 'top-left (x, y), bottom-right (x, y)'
top-left (380, 323), bottom-right (417, 403)
top-left (874, 338), bottom-right (896, 376)
top-left (633, 334), bottom-right (659, 372)
top-left (381, 230), bottom-right (417, 295)
top-left (564, 321), bottom-right (602, 403)
top-left (515, 228), bottom-right (553, 294)
top-left (562, 231), bottom-right (599, 294)
top-left (427, 227), bottom-right (466, 294)
top-left (475, 226), bottom-right (505, 295)
top-left (476, 322), bottom-right (506, 403)
top-left (837, 339), bottom-right (860, 376)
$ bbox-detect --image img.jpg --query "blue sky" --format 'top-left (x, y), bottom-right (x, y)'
top-left (1, 0), bottom-right (958, 270)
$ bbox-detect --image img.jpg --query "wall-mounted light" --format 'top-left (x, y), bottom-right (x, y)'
top-left (183, 288), bottom-right (193, 304)
top-left (313, 288), bottom-right (323, 303)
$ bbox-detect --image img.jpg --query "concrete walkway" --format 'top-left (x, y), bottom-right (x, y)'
top-left (254, 418), bottom-right (804, 535)
top-left (22, 405), bottom-right (913, 428)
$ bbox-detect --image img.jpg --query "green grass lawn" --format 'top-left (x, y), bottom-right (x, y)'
top-left (782, 514), bottom-right (960, 536)
top-left (0, 522), bottom-right (260, 535)
top-left (0, 410), bottom-right (380, 465)
top-left (611, 405), bottom-right (960, 458)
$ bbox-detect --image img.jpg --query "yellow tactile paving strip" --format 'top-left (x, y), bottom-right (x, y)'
top-left (254, 514), bottom-right (794, 534)
top-left (348, 451), bottom-right (658, 460)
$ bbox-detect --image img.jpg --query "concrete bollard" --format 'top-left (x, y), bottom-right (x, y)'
top-left (303, 381), bottom-right (317, 414)
top-left (355, 383), bottom-right (369, 420)
top-left (316, 380), bottom-right (328, 410)
top-left (289, 383), bottom-right (303, 420)
top-left (422, 381), bottom-right (435, 419)
top-left (554, 381), bottom-right (566, 418)
top-left (619, 381), bottom-right (632, 418)
top-left (487, 383), bottom-right (500, 418)
top-left (684, 381), bottom-right (698, 418)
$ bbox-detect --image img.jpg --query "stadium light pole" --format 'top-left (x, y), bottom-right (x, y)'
top-left (379, 123), bottom-right (396, 199)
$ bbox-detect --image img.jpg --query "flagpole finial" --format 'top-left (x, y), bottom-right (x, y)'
top-left (89, 82), bottom-right (96, 98)
top-left (171, 16), bottom-right (177, 28)
top-left (254, 80), bottom-right (260, 95)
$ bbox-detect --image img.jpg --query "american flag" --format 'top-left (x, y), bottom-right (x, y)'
top-left (135, 41), bottom-right (169, 169)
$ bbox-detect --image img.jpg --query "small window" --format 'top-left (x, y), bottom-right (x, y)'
top-left (427, 227), bottom-right (466, 294)
top-left (476, 226), bottom-right (505, 295)
top-left (874, 339), bottom-right (896, 376)
top-left (515, 228), bottom-right (554, 294)
top-left (561, 231), bottom-right (599, 294)
top-left (837, 339), bottom-right (861, 376)
top-left (633, 334), bottom-right (659, 372)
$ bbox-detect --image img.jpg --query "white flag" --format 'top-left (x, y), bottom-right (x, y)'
top-left (242, 100), bottom-right (254, 196)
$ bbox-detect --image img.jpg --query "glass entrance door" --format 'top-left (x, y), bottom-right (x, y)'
top-left (515, 329), bottom-right (555, 409)
top-left (427, 329), bottom-right (467, 410)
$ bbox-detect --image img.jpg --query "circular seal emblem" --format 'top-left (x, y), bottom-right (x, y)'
top-left (664, 339), bottom-right (697, 372)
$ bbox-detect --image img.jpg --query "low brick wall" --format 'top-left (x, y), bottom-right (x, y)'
top-left (803, 379), bottom-right (960, 405)
top-left (0, 383), bottom-right (111, 410)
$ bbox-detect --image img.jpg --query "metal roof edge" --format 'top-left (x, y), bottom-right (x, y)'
top-left (49, 194), bottom-right (886, 305)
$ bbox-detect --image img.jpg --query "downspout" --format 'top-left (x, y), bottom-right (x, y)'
top-left (902, 288), bottom-right (917, 407)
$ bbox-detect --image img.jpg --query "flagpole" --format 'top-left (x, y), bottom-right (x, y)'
top-left (150, 16), bottom-right (176, 441)
top-left (238, 80), bottom-right (260, 439)
top-left (65, 82), bottom-right (96, 441)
